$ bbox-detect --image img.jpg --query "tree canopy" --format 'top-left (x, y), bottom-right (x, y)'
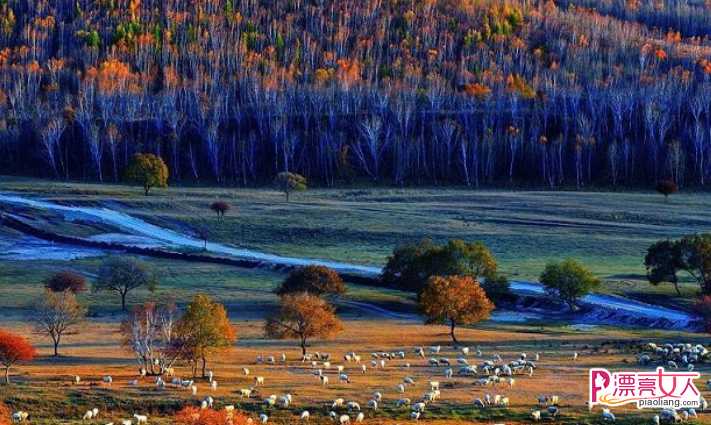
top-left (381, 239), bottom-right (508, 298)
top-left (275, 265), bottom-right (346, 297)
top-left (539, 259), bottom-right (600, 310)
top-left (33, 290), bottom-right (86, 356)
top-left (645, 234), bottom-right (711, 295)
top-left (125, 153), bottom-right (169, 196)
top-left (0, 329), bottom-right (35, 384)
top-left (419, 275), bottom-right (494, 344)
top-left (95, 256), bottom-right (158, 311)
top-left (176, 294), bottom-right (236, 377)
top-left (265, 293), bottom-right (343, 355)
top-left (44, 271), bottom-right (87, 293)
top-left (274, 172), bottom-right (307, 202)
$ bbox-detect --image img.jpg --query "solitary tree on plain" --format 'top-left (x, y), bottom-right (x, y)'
top-left (274, 171), bottom-right (307, 202)
top-left (33, 290), bottom-right (86, 356)
top-left (645, 240), bottom-right (683, 295)
top-left (275, 265), bottom-right (346, 297)
top-left (656, 179), bottom-right (678, 202)
top-left (44, 271), bottom-right (88, 293)
top-left (95, 257), bottom-right (158, 311)
top-left (419, 275), bottom-right (494, 344)
top-left (210, 201), bottom-right (231, 220)
top-left (265, 293), bottom-right (343, 355)
top-left (0, 329), bottom-right (35, 384)
top-left (540, 259), bottom-right (600, 311)
top-left (175, 294), bottom-right (236, 378)
top-left (125, 153), bottom-right (169, 196)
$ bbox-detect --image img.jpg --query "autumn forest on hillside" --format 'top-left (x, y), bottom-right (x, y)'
top-left (1, 0), bottom-right (711, 187)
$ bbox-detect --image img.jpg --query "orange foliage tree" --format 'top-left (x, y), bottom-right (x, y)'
top-left (275, 265), bottom-right (346, 297)
top-left (174, 406), bottom-right (251, 425)
top-left (265, 293), bottom-right (343, 355)
top-left (0, 329), bottom-right (36, 384)
top-left (176, 295), bottom-right (236, 378)
top-left (419, 276), bottom-right (494, 344)
top-left (0, 401), bottom-right (10, 425)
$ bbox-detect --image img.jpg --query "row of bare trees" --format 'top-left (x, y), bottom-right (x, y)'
top-left (1, 0), bottom-right (711, 187)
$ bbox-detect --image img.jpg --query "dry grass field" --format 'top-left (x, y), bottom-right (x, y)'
top-left (0, 318), bottom-right (709, 424)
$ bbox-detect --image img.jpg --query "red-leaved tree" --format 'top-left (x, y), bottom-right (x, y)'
top-left (0, 402), bottom-right (11, 425)
top-left (0, 330), bottom-right (36, 384)
top-left (174, 406), bottom-right (251, 425)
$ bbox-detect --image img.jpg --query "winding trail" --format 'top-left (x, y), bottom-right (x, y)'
top-left (0, 192), bottom-right (698, 330)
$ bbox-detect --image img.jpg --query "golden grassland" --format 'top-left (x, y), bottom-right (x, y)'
top-left (1, 319), bottom-right (709, 424)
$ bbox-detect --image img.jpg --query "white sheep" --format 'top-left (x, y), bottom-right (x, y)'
top-left (191, 384), bottom-right (198, 395)
top-left (531, 410), bottom-right (541, 421)
top-left (83, 410), bottom-right (94, 420)
top-left (601, 408), bottom-right (616, 422)
top-left (396, 398), bottom-right (411, 407)
top-left (367, 400), bottom-right (378, 410)
top-left (103, 376), bottom-right (113, 385)
top-left (320, 375), bottom-right (329, 386)
top-left (259, 413), bottom-right (269, 423)
top-left (254, 376), bottom-right (265, 385)
top-left (332, 398), bottom-right (345, 409)
top-left (410, 411), bottom-right (421, 420)
top-left (120, 420), bottom-right (132, 425)
top-left (347, 401), bottom-right (360, 411)
top-left (300, 410), bottom-right (310, 421)
top-left (412, 402), bottom-right (426, 413)
top-left (339, 373), bottom-right (350, 383)
top-left (396, 384), bottom-right (406, 393)
top-left (210, 380), bottom-right (218, 390)
top-left (355, 412), bottom-right (364, 422)
top-left (339, 414), bottom-right (350, 424)
top-left (239, 388), bottom-right (253, 399)
top-left (133, 414), bottom-right (148, 424)
top-left (74, 375), bottom-right (81, 384)
top-left (242, 368), bottom-right (250, 376)
top-left (12, 411), bottom-right (28, 423)
top-left (360, 364), bottom-right (367, 374)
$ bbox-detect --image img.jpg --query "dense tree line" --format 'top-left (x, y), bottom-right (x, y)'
top-left (2, 0), bottom-right (711, 188)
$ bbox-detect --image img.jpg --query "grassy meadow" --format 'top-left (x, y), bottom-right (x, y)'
top-left (1, 177), bottom-right (711, 423)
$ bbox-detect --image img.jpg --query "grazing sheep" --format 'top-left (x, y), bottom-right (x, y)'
top-left (396, 384), bottom-right (406, 393)
top-left (92, 408), bottom-right (99, 417)
top-left (121, 420), bottom-right (132, 425)
top-left (410, 411), bottom-right (421, 420)
top-left (347, 402), bottom-right (360, 411)
top-left (339, 414), bottom-right (350, 424)
top-left (133, 414), bottom-right (148, 424)
top-left (360, 364), bottom-right (367, 374)
top-left (396, 398), bottom-right (411, 407)
top-left (651, 415), bottom-right (660, 425)
top-left (339, 373), bottom-right (350, 383)
top-left (332, 398), bottom-right (345, 409)
top-left (200, 400), bottom-right (208, 410)
top-left (205, 396), bottom-right (214, 408)
top-left (444, 368), bottom-right (453, 378)
top-left (531, 410), bottom-right (541, 421)
top-left (429, 381), bottom-right (440, 391)
top-left (300, 411), bottom-right (310, 421)
top-left (103, 376), bottom-right (113, 385)
top-left (572, 352), bottom-right (579, 361)
top-left (83, 410), bottom-right (95, 420)
top-left (355, 412), bottom-right (364, 423)
top-left (659, 409), bottom-right (680, 424)
top-left (12, 411), bottom-right (29, 423)
top-left (547, 406), bottom-right (559, 418)
top-left (461, 347), bottom-right (470, 356)
top-left (191, 384), bottom-right (198, 396)
top-left (601, 408), bottom-right (616, 422)
top-left (403, 376), bottom-right (415, 385)
top-left (412, 402), bottom-right (426, 413)
top-left (74, 375), bottom-right (81, 384)
top-left (320, 375), bottom-right (329, 386)
top-left (210, 380), bottom-right (218, 390)
top-left (242, 368), bottom-right (250, 376)
top-left (254, 376), bottom-right (265, 385)
top-left (259, 413), bottom-right (269, 423)
top-left (429, 345), bottom-right (441, 354)
top-left (368, 400), bottom-right (378, 410)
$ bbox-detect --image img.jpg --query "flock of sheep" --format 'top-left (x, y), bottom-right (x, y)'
top-left (8, 341), bottom-right (710, 424)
